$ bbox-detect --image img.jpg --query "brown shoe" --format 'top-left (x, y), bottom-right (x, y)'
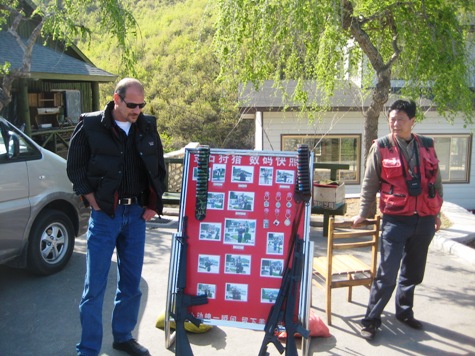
top-left (113, 339), bottom-right (151, 356)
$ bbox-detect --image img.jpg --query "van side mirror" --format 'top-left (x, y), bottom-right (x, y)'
top-left (7, 132), bottom-right (20, 159)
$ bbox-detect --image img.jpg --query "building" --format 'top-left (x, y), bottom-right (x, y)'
top-left (0, 0), bottom-right (116, 150)
top-left (239, 80), bottom-right (475, 210)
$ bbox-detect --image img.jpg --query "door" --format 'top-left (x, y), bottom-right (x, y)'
top-left (0, 120), bottom-right (31, 263)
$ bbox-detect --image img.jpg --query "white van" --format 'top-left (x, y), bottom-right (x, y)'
top-left (0, 116), bottom-right (89, 275)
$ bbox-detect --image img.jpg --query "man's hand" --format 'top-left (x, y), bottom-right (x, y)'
top-left (142, 208), bottom-right (156, 222)
top-left (352, 215), bottom-right (366, 228)
top-left (84, 192), bottom-right (101, 211)
top-left (435, 216), bottom-right (442, 232)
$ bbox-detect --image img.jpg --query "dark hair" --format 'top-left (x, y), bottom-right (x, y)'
top-left (389, 99), bottom-right (416, 119)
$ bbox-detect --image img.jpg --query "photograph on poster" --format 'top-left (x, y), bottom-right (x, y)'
top-left (225, 283), bottom-right (248, 302)
top-left (231, 166), bottom-right (254, 183)
top-left (197, 283), bottom-right (217, 299)
top-left (199, 222), bottom-right (222, 241)
top-left (207, 192), bottom-right (225, 210)
top-left (275, 169), bottom-right (295, 184)
top-left (224, 218), bottom-right (256, 245)
top-left (261, 288), bottom-right (280, 303)
top-left (224, 254), bottom-right (251, 275)
top-left (259, 167), bottom-right (273, 186)
top-left (198, 255), bottom-right (220, 274)
top-left (212, 164), bottom-right (226, 183)
top-left (227, 191), bottom-right (255, 212)
top-left (192, 167), bottom-right (211, 181)
top-left (266, 232), bottom-right (284, 255)
top-left (260, 258), bottom-right (284, 278)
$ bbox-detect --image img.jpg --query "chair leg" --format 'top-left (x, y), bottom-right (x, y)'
top-left (347, 274), bottom-right (353, 302)
top-left (326, 285), bottom-right (332, 325)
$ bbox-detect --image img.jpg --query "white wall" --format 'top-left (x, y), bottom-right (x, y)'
top-left (257, 110), bottom-right (475, 210)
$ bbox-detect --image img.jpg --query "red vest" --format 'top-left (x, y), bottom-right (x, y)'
top-left (377, 134), bottom-right (443, 216)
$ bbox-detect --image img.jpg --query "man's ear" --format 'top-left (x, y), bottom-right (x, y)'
top-left (113, 93), bottom-right (120, 105)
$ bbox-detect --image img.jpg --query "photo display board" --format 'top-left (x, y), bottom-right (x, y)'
top-left (168, 148), bottom-right (313, 331)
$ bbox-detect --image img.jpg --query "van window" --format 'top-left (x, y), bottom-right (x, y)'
top-left (0, 133), bottom-right (6, 156)
top-left (0, 123), bottom-right (41, 163)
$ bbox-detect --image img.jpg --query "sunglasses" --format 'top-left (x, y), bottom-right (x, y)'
top-left (119, 95), bottom-right (146, 109)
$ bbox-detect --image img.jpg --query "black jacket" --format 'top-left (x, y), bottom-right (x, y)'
top-left (67, 102), bottom-right (166, 217)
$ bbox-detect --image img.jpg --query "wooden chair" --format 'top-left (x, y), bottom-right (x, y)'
top-left (312, 216), bottom-right (381, 325)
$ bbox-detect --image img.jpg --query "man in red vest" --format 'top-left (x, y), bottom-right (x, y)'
top-left (353, 99), bottom-right (443, 340)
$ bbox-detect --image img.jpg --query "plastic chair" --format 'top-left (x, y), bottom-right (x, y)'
top-left (312, 216), bottom-right (381, 325)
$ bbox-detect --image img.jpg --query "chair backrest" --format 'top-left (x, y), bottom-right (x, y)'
top-left (327, 216), bottom-right (381, 275)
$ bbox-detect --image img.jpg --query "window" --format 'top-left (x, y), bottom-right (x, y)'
top-left (282, 135), bottom-right (361, 184)
top-left (432, 134), bottom-right (472, 183)
top-left (0, 121), bottom-right (41, 163)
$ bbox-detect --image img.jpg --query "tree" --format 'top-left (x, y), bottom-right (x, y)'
top-left (0, 0), bottom-right (138, 113)
top-left (214, 0), bottom-right (475, 159)
top-left (77, 0), bottom-right (254, 152)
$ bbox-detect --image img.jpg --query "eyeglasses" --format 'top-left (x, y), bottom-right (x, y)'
top-left (119, 95), bottom-right (146, 109)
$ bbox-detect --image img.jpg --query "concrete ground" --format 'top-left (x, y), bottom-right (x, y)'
top-left (147, 203), bottom-right (475, 356)
top-left (0, 202), bottom-right (474, 355)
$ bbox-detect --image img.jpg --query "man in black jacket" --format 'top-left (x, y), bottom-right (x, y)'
top-left (67, 78), bottom-right (166, 356)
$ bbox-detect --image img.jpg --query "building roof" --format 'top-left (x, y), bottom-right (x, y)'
top-left (238, 80), bottom-right (435, 113)
top-left (238, 80), bottom-right (368, 110)
top-left (0, 31), bottom-right (116, 82)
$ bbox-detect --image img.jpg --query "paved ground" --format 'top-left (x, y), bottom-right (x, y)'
top-left (0, 202), bottom-right (474, 355)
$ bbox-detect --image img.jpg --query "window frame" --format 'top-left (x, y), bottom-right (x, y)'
top-left (281, 134), bottom-right (361, 184)
top-left (0, 120), bottom-right (41, 164)
top-left (431, 133), bottom-right (472, 184)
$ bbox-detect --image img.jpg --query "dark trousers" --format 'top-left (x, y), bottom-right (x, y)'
top-left (362, 214), bottom-right (436, 327)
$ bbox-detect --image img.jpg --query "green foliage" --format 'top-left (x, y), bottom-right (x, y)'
top-left (38, 0), bottom-right (139, 75)
top-left (215, 0), bottom-right (350, 104)
top-left (214, 0), bottom-right (475, 135)
top-left (77, 0), bottom-right (253, 152)
top-left (0, 62), bottom-right (10, 75)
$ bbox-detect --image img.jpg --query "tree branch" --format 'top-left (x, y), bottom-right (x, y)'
top-left (8, 21), bottom-right (27, 53)
top-left (359, 2), bottom-right (415, 25)
top-left (341, 0), bottom-right (385, 71)
top-left (386, 13), bottom-right (401, 69)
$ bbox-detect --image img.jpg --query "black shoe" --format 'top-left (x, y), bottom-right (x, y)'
top-left (397, 316), bottom-right (423, 330)
top-left (361, 324), bottom-right (377, 340)
top-left (113, 339), bottom-right (151, 356)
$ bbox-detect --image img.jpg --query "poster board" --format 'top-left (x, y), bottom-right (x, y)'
top-left (165, 148), bottom-right (313, 351)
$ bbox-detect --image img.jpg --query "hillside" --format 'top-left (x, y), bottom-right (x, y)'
top-left (77, 0), bottom-right (253, 152)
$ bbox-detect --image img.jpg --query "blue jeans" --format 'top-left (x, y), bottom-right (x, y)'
top-left (362, 214), bottom-right (436, 328)
top-left (76, 204), bottom-right (146, 356)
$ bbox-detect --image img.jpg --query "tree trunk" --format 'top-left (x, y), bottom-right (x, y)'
top-left (0, 75), bottom-right (14, 114)
top-left (342, 0), bottom-right (394, 218)
top-left (0, 9), bottom-right (43, 120)
top-left (362, 66), bottom-right (391, 162)
top-left (342, 0), bottom-right (393, 162)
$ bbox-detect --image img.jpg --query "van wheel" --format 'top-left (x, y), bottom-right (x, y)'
top-left (27, 209), bottom-right (75, 275)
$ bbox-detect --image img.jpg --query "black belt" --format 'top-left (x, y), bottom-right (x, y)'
top-left (118, 196), bottom-right (140, 205)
